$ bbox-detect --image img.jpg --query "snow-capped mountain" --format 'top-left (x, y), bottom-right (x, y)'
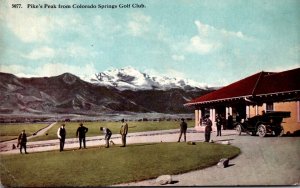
top-left (0, 72), bottom-right (214, 116)
top-left (91, 67), bottom-right (208, 90)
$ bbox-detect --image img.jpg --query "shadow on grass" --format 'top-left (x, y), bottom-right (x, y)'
top-left (191, 139), bottom-right (204, 142)
top-left (67, 143), bottom-right (159, 151)
top-left (124, 143), bottom-right (158, 147)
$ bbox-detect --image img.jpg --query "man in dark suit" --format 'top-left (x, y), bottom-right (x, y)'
top-left (57, 123), bottom-right (66, 152)
top-left (18, 130), bottom-right (28, 154)
top-left (216, 114), bottom-right (222, 136)
top-left (204, 115), bottom-right (212, 142)
top-left (178, 118), bottom-right (188, 142)
top-left (76, 123), bottom-right (88, 149)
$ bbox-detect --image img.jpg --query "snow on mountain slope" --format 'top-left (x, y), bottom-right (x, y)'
top-left (91, 67), bottom-right (208, 90)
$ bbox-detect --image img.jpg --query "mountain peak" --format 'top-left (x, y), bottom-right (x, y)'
top-left (57, 72), bottom-right (79, 85)
top-left (92, 67), bottom-right (207, 91)
top-left (59, 72), bottom-right (78, 77)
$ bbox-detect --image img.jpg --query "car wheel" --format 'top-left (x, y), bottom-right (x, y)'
top-left (258, 124), bottom-right (267, 137)
top-left (236, 124), bottom-right (242, 135)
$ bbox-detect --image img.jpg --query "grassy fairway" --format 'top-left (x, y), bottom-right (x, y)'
top-left (0, 123), bottom-right (49, 142)
top-left (0, 142), bottom-right (240, 187)
top-left (30, 120), bottom-right (194, 141)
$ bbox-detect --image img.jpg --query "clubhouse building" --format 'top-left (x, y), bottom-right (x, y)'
top-left (185, 68), bottom-right (300, 134)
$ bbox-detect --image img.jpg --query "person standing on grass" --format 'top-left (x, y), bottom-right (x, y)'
top-left (204, 115), bottom-right (212, 142)
top-left (100, 127), bottom-right (112, 148)
top-left (57, 123), bottom-right (66, 152)
top-left (120, 119), bottom-right (128, 147)
top-left (76, 123), bottom-right (88, 149)
top-left (178, 118), bottom-right (188, 142)
top-left (216, 114), bottom-right (222, 136)
top-left (18, 130), bottom-right (28, 154)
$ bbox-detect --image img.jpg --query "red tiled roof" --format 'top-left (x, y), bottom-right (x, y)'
top-left (254, 68), bottom-right (300, 95)
top-left (186, 68), bottom-right (300, 105)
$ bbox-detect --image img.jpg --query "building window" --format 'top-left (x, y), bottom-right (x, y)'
top-left (266, 102), bottom-right (274, 112)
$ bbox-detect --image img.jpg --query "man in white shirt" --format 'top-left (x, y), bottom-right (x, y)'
top-left (57, 124), bottom-right (66, 151)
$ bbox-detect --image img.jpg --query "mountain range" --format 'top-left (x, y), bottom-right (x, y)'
top-left (0, 68), bottom-right (214, 117)
top-left (90, 67), bottom-right (209, 91)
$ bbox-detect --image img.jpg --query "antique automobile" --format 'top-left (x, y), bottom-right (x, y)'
top-left (235, 111), bottom-right (290, 137)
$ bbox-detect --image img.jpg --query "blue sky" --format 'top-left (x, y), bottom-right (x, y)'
top-left (0, 0), bottom-right (299, 86)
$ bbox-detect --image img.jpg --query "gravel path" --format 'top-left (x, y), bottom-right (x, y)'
top-left (1, 128), bottom-right (299, 186)
top-left (116, 133), bottom-right (300, 186)
top-left (0, 122), bottom-right (57, 152)
top-left (0, 128), bottom-right (202, 154)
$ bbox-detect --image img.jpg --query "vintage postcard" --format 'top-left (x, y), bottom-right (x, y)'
top-left (0, 0), bottom-right (299, 187)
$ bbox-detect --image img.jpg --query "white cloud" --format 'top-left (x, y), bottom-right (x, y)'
top-left (156, 25), bottom-right (170, 43)
top-left (65, 44), bottom-right (89, 58)
top-left (195, 20), bottom-right (247, 40)
top-left (2, 1), bottom-right (90, 43)
top-left (52, 13), bottom-right (94, 40)
top-left (186, 36), bottom-right (220, 54)
top-left (194, 21), bottom-right (215, 37)
top-left (164, 69), bottom-right (186, 79)
top-left (185, 20), bottom-right (250, 55)
top-left (0, 63), bottom-right (98, 81)
top-left (7, 13), bottom-right (52, 43)
top-left (127, 12), bottom-right (151, 36)
top-left (24, 46), bottom-right (55, 60)
top-left (35, 63), bottom-right (97, 78)
top-left (0, 64), bottom-right (29, 76)
top-left (62, 43), bottom-right (100, 60)
top-left (220, 29), bottom-right (246, 39)
top-left (23, 43), bottom-right (100, 62)
top-left (55, 14), bottom-right (83, 27)
top-left (171, 54), bottom-right (185, 61)
top-left (3, 1), bottom-right (54, 43)
top-left (93, 15), bottom-right (122, 37)
top-left (128, 21), bottom-right (143, 36)
top-left (264, 64), bottom-right (300, 73)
